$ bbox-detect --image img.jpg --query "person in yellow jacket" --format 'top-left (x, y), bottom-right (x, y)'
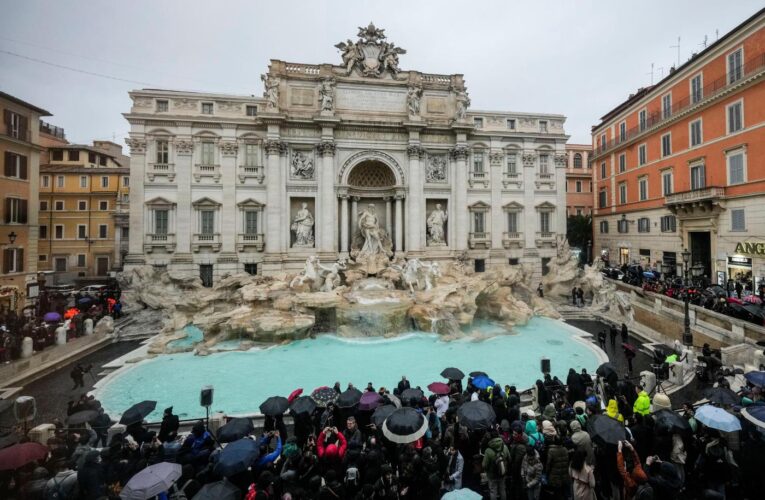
top-left (633, 385), bottom-right (651, 416)
top-left (606, 398), bottom-right (625, 422)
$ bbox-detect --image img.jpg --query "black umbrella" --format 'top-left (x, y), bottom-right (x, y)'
top-left (400, 388), bottom-right (424, 406)
top-left (371, 405), bottom-right (397, 427)
top-left (652, 409), bottom-right (692, 435)
top-left (259, 396), bottom-right (289, 416)
top-left (596, 362), bottom-right (619, 384)
top-left (66, 410), bottom-right (100, 426)
top-left (704, 387), bottom-right (739, 406)
top-left (469, 371), bottom-right (488, 378)
top-left (587, 415), bottom-right (627, 446)
top-left (337, 388), bottom-right (362, 408)
top-left (311, 387), bottom-right (338, 408)
top-left (213, 438), bottom-right (260, 477)
top-left (191, 479), bottom-right (241, 500)
top-left (119, 400), bottom-right (157, 425)
top-left (289, 396), bottom-right (317, 416)
top-left (216, 418), bottom-right (254, 443)
top-left (382, 407), bottom-right (428, 444)
top-left (742, 304), bottom-right (765, 320)
top-left (441, 367), bottom-right (465, 380)
top-left (456, 400), bottom-right (496, 431)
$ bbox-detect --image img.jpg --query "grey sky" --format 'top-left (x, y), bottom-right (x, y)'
top-left (1, 0), bottom-right (762, 147)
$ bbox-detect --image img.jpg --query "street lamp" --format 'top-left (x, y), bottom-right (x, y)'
top-left (8, 231), bottom-right (17, 245)
top-left (660, 261), bottom-right (673, 276)
top-left (680, 248), bottom-right (693, 347)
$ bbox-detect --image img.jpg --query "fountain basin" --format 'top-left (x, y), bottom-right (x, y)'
top-left (94, 317), bottom-right (606, 421)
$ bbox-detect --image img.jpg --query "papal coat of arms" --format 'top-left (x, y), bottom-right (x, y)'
top-left (335, 23), bottom-right (406, 78)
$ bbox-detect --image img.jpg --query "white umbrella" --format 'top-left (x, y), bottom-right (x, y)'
top-left (120, 462), bottom-right (182, 500)
top-left (382, 407), bottom-right (429, 444)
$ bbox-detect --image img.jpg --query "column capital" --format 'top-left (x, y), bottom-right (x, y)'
top-left (220, 141), bottom-right (239, 156)
top-left (174, 139), bottom-right (193, 155)
top-left (317, 141), bottom-right (336, 157)
top-left (450, 146), bottom-right (469, 160)
top-left (125, 137), bottom-right (147, 155)
top-left (336, 187), bottom-right (349, 199)
top-left (554, 153), bottom-right (567, 166)
top-left (264, 139), bottom-right (287, 156)
top-left (489, 151), bottom-right (504, 166)
top-left (522, 151), bottom-right (537, 167)
top-left (407, 144), bottom-right (426, 159)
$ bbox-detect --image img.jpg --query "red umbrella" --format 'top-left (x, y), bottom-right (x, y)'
top-left (288, 388), bottom-right (303, 403)
top-left (728, 297), bottom-right (743, 304)
top-left (622, 343), bottom-right (637, 354)
top-left (743, 295), bottom-right (762, 304)
top-left (0, 442), bottom-right (48, 471)
top-left (427, 382), bottom-right (451, 395)
top-left (64, 307), bottom-right (80, 320)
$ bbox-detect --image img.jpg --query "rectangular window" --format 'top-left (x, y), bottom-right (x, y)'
top-left (54, 200), bottom-right (64, 211)
top-left (246, 105), bottom-right (258, 116)
top-left (727, 151), bottom-right (745, 185)
top-left (121, 226), bottom-right (129, 238)
top-left (731, 208), bottom-right (746, 232)
top-left (600, 162), bottom-right (606, 179)
top-left (507, 212), bottom-right (518, 233)
top-left (39, 225), bottom-right (47, 239)
top-left (575, 180), bottom-right (582, 193)
top-left (619, 121), bottom-right (626, 142)
top-left (619, 183), bottom-right (627, 204)
top-left (88, 152), bottom-right (96, 164)
top-left (54, 225), bottom-right (64, 239)
top-left (473, 117), bottom-right (483, 128)
top-left (201, 142), bottom-right (215, 165)
top-left (3, 152), bottom-right (28, 179)
top-left (661, 215), bottom-right (676, 232)
top-left (690, 119), bottom-right (702, 147)
top-left (638, 109), bottom-right (647, 131)
top-left (4, 198), bottom-right (28, 223)
top-left (598, 190), bottom-right (607, 208)
top-left (156, 140), bottom-right (169, 164)
top-left (539, 120), bottom-right (547, 133)
top-left (661, 133), bottom-right (671, 157)
top-left (123, 176), bottom-right (129, 187)
top-left (51, 149), bottom-right (63, 161)
top-left (244, 144), bottom-right (257, 166)
top-left (201, 102), bottom-right (213, 114)
top-left (728, 48), bottom-right (743, 84)
top-left (54, 257), bottom-right (66, 272)
top-left (618, 219), bottom-right (629, 233)
top-left (244, 211), bottom-right (258, 234)
top-left (68, 150), bottom-right (79, 161)
top-left (473, 212), bottom-right (485, 233)
top-left (691, 74), bottom-right (703, 104)
top-left (539, 154), bottom-right (549, 174)
top-left (101, 176), bottom-right (109, 188)
top-left (79, 175), bottom-right (88, 188)
top-left (39, 254), bottom-right (47, 262)
top-left (690, 163), bottom-right (706, 190)
top-left (600, 134), bottom-right (606, 150)
top-left (244, 263), bottom-right (258, 275)
top-left (638, 144), bottom-right (647, 165)
top-left (155, 210), bottom-right (169, 235)
top-left (539, 212), bottom-right (551, 233)
top-left (200, 210), bottom-right (215, 235)
top-left (599, 220), bottom-right (609, 233)
top-left (41, 175), bottom-right (49, 188)
top-left (56, 175), bottom-right (64, 188)
top-left (40, 200), bottom-right (48, 211)
top-left (78, 200), bottom-right (87, 211)
top-left (727, 101), bottom-right (743, 133)
top-left (507, 119), bottom-right (516, 130)
top-left (2, 248), bottom-right (24, 273)
top-left (662, 93), bottom-right (672, 119)
top-left (473, 152), bottom-right (484, 173)
top-left (662, 171), bottom-right (673, 195)
top-left (77, 254), bottom-right (86, 267)
top-left (506, 154), bottom-right (517, 174)
top-left (99, 155), bottom-right (107, 166)
top-left (99, 200), bottom-right (108, 211)
top-left (619, 154), bottom-right (626, 173)
top-left (99, 225), bottom-right (107, 238)
top-left (156, 99), bottom-right (169, 112)
top-left (637, 217), bottom-right (650, 233)
top-left (77, 225), bottom-right (87, 239)
top-left (638, 177), bottom-right (648, 201)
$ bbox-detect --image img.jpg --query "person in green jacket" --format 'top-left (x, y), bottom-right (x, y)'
top-left (482, 432), bottom-right (511, 500)
top-left (633, 385), bottom-right (651, 416)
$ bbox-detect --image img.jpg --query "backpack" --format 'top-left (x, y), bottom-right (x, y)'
top-left (530, 433), bottom-right (545, 454)
top-left (345, 466), bottom-right (359, 486)
top-left (494, 450), bottom-right (509, 477)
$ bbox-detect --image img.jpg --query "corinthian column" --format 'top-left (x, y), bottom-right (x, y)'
top-left (318, 142), bottom-right (336, 253)
top-left (451, 146), bottom-right (469, 251)
top-left (339, 194), bottom-right (349, 256)
top-left (264, 140), bottom-right (285, 254)
top-left (406, 145), bottom-right (425, 254)
top-left (395, 194), bottom-right (404, 254)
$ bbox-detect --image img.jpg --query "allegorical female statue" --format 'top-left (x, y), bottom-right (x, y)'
top-left (426, 204), bottom-right (447, 245)
top-left (291, 203), bottom-right (315, 247)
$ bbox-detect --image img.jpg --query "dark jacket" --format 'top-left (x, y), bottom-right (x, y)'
top-left (546, 444), bottom-right (571, 488)
top-left (159, 412), bottom-right (180, 442)
top-left (77, 450), bottom-right (105, 500)
top-left (482, 437), bottom-right (510, 479)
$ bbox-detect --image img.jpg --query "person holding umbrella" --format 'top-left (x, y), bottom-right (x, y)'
top-left (158, 407), bottom-right (179, 443)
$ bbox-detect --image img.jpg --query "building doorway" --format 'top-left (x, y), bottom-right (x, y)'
top-left (619, 247), bottom-right (630, 265)
top-left (474, 259), bottom-right (485, 273)
top-left (96, 257), bottom-right (109, 276)
top-left (199, 264), bottom-right (213, 287)
top-left (689, 231), bottom-right (711, 278)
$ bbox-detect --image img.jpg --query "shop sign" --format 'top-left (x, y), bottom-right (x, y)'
top-left (734, 241), bottom-right (765, 255)
top-left (728, 256), bottom-right (752, 265)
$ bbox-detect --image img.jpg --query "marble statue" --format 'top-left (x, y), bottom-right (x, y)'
top-left (291, 152), bottom-right (314, 180)
top-left (334, 23), bottom-right (406, 78)
top-left (426, 156), bottom-right (447, 183)
top-left (426, 204), bottom-right (447, 246)
top-left (319, 258), bottom-right (347, 292)
top-left (395, 258), bottom-right (441, 293)
top-left (290, 256), bottom-right (346, 292)
top-left (407, 85), bottom-right (422, 116)
top-left (358, 204), bottom-right (384, 255)
top-left (455, 89), bottom-right (471, 120)
top-left (261, 74), bottom-right (279, 109)
top-left (335, 38), bottom-right (362, 75)
top-left (290, 256), bottom-right (321, 290)
top-left (291, 203), bottom-right (315, 247)
top-left (421, 261), bottom-right (441, 291)
top-left (318, 78), bottom-right (335, 111)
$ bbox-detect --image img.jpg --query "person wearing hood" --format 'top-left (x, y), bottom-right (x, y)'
top-left (567, 368), bottom-right (585, 404)
top-left (317, 426), bottom-right (346, 469)
top-left (541, 420), bottom-right (558, 441)
top-left (633, 386), bottom-right (651, 416)
top-left (606, 399), bottom-right (625, 422)
top-left (158, 406), bottom-right (179, 442)
top-left (569, 448), bottom-right (596, 500)
top-left (521, 446), bottom-right (543, 500)
top-left (525, 419), bottom-right (544, 451)
top-left (570, 420), bottom-right (595, 465)
top-left (535, 380), bottom-right (550, 411)
top-left (545, 435), bottom-right (571, 498)
top-left (77, 450), bottom-right (105, 500)
top-left (180, 421), bottom-right (214, 466)
top-left (482, 430), bottom-right (511, 500)
top-left (542, 403), bottom-right (556, 421)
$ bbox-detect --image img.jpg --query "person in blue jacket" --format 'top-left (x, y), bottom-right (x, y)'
top-left (254, 430), bottom-right (282, 472)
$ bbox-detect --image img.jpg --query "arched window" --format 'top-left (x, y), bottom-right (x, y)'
top-left (573, 153), bottom-right (583, 168)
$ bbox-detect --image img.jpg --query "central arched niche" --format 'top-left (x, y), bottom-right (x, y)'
top-left (346, 160), bottom-right (397, 188)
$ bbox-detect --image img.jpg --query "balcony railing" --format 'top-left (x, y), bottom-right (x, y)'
top-left (665, 186), bottom-right (726, 205)
top-left (593, 51), bottom-right (765, 159)
top-left (194, 164), bottom-right (221, 182)
top-left (535, 231), bottom-right (556, 247)
top-left (144, 233), bottom-right (175, 253)
top-left (237, 233), bottom-right (265, 252)
top-left (148, 163), bottom-right (175, 181)
top-left (468, 170), bottom-right (489, 188)
top-left (468, 231), bottom-right (491, 249)
top-left (192, 233), bottom-right (221, 252)
top-left (238, 165), bottom-right (265, 184)
top-left (502, 231), bottom-right (523, 249)
top-left (537, 172), bottom-right (553, 179)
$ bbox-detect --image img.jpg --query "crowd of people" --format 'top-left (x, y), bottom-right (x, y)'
top-left (2, 363), bottom-right (765, 500)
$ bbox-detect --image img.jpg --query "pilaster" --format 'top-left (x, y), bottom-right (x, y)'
top-left (489, 151), bottom-right (504, 252)
top-left (318, 141), bottom-right (336, 253)
top-left (220, 132), bottom-right (238, 254)
top-left (264, 139), bottom-right (286, 255)
top-left (126, 137), bottom-right (147, 259)
top-left (406, 144), bottom-right (425, 254)
top-left (174, 136), bottom-right (193, 255)
top-left (451, 145), bottom-right (469, 251)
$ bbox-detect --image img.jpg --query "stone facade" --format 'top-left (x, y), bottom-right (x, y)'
top-left (123, 24), bottom-right (568, 283)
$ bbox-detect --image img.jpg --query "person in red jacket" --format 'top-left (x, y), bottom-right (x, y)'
top-left (317, 426), bottom-right (347, 465)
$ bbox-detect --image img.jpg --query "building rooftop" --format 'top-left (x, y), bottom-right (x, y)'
top-left (40, 164), bottom-right (129, 174)
top-left (0, 90), bottom-right (52, 116)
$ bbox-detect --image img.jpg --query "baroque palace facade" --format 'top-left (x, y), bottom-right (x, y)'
top-left (123, 24), bottom-right (568, 284)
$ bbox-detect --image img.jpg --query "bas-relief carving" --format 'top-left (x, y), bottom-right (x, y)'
top-left (334, 23), bottom-right (406, 78)
top-left (407, 85), bottom-right (422, 117)
top-left (420, 133), bottom-right (453, 144)
top-left (283, 127), bottom-right (320, 138)
top-left (220, 141), bottom-right (239, 156)
top-left (173, 98), bottom-right (197, 110)
top-left (522, 152), bottom-right (537, 167)
top-left (519, 117), bottom-right (536, 129)
top-left (216, 101), bottom-right (242, 112)
top-left (291, 151), bottom-right (315, 180)
top-left (426, 155), bottom-right (448, 183)
top-left (554, 153), bottom-right (567, 166)
top-left (133, 97), bottom-right (153, 108)
top-left (174, 140), bottom-right (194, 155)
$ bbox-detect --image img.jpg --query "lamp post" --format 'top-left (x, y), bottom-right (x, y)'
top-left (681, 248), bottom-right (692, 347)
top-left (8, 231), bottom-right (17, 245)
top-left (586, 239), bottom-right (592, 266)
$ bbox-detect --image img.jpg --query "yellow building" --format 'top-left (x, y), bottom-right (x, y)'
top-left (1, 91), bottom-right (50, 314)
top-left (38, 141), bottom-right (130, 279)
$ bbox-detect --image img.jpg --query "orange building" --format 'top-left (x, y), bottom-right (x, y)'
top-left (565, 144), bottom-right (593, 217)
top-left (1, 91), bottom-right (51, 313)
top-left (591, 8), bottom-right (765, 289)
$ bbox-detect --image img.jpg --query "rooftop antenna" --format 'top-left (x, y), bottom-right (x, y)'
top-left (716, 29), bottom-right (719, 41)
top-left (646, 63), bottom-right (655, 85)
top-left (700, 35), bottom-right (708, 49)
top-left (670, 36), bottom-right (681, 67)
top-left (657, 66), bottom-right (665, 79)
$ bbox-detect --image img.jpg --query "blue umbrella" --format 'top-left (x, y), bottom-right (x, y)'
top-left (741, 405), bottom-right (765, 429)
top-left (471, 374), bottom-right (495, 390)
top-left (695, 404), bottom-right (742, 432)
top-left (213, 438), bottom-right (260, 477)
top-left (441, 489), bottom-right (482, 500)
top-left (43, 312), bottom-right (61, 322)
top-left (744, 371), bottom-right (765, 387)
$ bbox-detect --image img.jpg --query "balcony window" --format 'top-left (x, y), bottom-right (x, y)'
top-left (691, 74), bottom-right (703, 104)
top-left (727, 48), bottom-right (743, 84)
top-left (690, 163), bottom-right (706, 190)
top-left (244, 144), bottom-right (258, 166)
top-left (539, 154), bottom-right (549, 175)
top-left (619, 154), bottom-right (626, 173)
top-left (600, 134), bottom-right (606, 150)
top-left (154, 209), bottom-right (169, 235)
top-left (506, 154), bottom-right (517, 174)
top-left (473, 152), bottom-right (484, 173)
top-left (539, 211), bottom-right (550, 233)
top-left (600, 162), bottom-right (606, 179)
top-left (619, 122), bottom-right (626, 142)
top-left (473, 212), bottom-right (485, 233)
top-left (156, 140), bottom-right (169, 164)
top-left (244, 210), bottom-right (258, 234)
top-left (507, 212), bottom-right (518, 233)
top-left (200, 210), bottom-right (215, 235)
top-left (638, 109), bottom-right (647, 132)
top-left (573, 153), bottom-right (582, 168)
top-left (662, 93), bottom-right (672, 119)
top-left (201, 141), bottom-right (215, 165)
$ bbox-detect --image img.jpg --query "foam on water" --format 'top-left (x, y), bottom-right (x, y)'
top-left (96, 316), bottom-right (601, 421)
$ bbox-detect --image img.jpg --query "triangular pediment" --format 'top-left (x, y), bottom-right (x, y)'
top-left (191, 197), bottom-right (222, 208)
top-left (237, 198), bottom-right (265, 208)
top-left (503, 201), bottom-right (524, 211)
top-left (468, 201), bottom-right (491, 210)
top-left (145, 196), bottom-right (176, 207)
top-left (535, 201), bottom-right (556, 210)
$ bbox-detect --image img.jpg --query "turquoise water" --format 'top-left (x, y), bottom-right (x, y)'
top-left (167, 325), bottom-right (204, 349)
top-left (97, 317), bottom-right (599, 420)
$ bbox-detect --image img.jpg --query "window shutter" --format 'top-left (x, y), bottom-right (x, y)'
top-left (4, 152), bottom-right (12, 177)
top-left (18, 115), bottom-right (28, 139)
top-left (19, 155), bottom-right (27, 179)
top-left (4, 198), bottom-right (11, 224)
top-left (3, 109), bottom-right (10, 130)
top-left (15, 249), bottom-right (24, 273)
top-left (19, 199), bottom-right (28, 224)
top-left (2, 249), bottom-right (11, 274)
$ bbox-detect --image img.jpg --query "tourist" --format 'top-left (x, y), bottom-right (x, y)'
top-left (616, 440), bottom-right (648, 500)
top-left (569, 448), bottom-right (596, 500)
top-left (572, 287), bottom-right (578, 306)
top-left (537, 283), bottom-right (544, 298)
top-left (577, 287), bottom-right (585, 307)
top-left (397, 375), bottom-right (410, 395)
top-left (443, 445), bottom-right (464, 491)
top-left (597, 330), bottom-right (607, 350)
top-left (482, 429), bottom-right (510, 500)
top-left (159, 406), bottom-right (180, 443)
top-left (70, 363), bottom-right (86, 390)
top-left (521, 446), bottom-right (543, 500)
top-left (624, 345), bottom-right (636, 373)
top-left (609, 324), bottom-right (618, 348)
top-left (621, 322), bottom-right (629, 343)
top-left (633, 386), bottom-right (651, 416)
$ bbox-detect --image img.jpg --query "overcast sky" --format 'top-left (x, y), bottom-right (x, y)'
top-left (1, 0), bottom-right (762, 147)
